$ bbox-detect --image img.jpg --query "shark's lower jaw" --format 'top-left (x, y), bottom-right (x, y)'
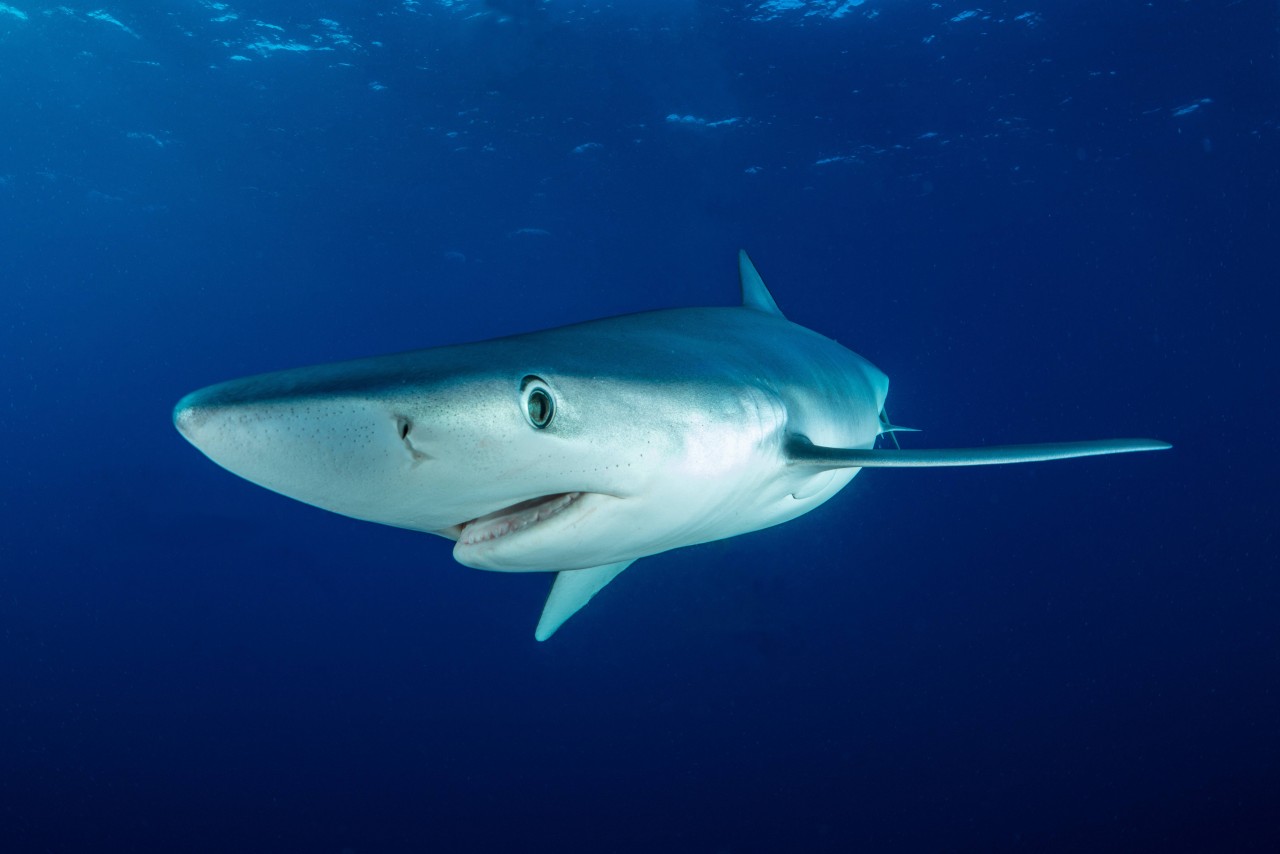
top-left (457, 492), bottom-right (586, 547)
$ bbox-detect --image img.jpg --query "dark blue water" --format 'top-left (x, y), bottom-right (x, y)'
top-left (2, 2), bottom-right (1277, 851)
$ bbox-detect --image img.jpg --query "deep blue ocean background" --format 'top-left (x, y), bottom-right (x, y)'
top-left (2, 1), bottom-right (1277, 851)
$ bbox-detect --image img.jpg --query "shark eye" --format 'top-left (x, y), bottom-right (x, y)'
top-left (520, 376), bottom-right (555, 429)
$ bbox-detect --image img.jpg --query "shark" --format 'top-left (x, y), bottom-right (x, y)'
top-left (174, 252), bottom-right (1169, 640)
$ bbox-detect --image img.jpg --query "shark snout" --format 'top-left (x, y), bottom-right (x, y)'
top-left (173, 391), bottom-right (211, 444)
top-left (173, 385), bottom-right (244, 449)
top-left (172, 379), bottom-right (286, 462)
top-left (172, 372), bottom-right (317, 452)
top-left (172, 376), bottom-right (427, 525)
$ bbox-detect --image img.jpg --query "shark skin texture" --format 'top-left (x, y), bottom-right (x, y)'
top-left (174, 252), bottom-right (1170, 640)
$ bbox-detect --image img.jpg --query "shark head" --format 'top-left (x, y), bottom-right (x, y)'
top-left (173, 316), bottom-right (810, 573)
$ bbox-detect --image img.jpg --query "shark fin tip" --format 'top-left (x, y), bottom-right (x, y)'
top-left (535, 560), bottom-right (636, 641)
top-left (738, 251), bottom-right (785, 317)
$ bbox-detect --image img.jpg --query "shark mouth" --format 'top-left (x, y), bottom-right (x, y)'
top-left (456, 492), bottom-right (585, 546)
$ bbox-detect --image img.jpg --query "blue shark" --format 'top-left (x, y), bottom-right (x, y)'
top-left (174, 253), bottom-right (1169, 639)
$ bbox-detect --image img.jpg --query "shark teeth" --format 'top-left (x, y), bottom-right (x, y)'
top-left (458, 492), bottom-right (583, 546)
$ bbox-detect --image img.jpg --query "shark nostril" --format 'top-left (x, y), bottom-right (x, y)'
top-left (395, 415), bottom-right (427, 462)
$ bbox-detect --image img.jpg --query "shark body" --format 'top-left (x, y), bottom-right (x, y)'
top-left (174, 253), bottom-right (1169, 639)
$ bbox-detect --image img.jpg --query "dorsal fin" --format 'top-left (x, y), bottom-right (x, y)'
top-left (739, 250), bottom-right (784, 317)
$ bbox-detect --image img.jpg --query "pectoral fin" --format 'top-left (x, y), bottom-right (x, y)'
top-left (535, 560), bottom-right (636, 641)
top-left (787, 434), bottom-right (1171, 469)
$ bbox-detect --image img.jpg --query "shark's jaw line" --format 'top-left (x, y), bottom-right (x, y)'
top-left (455, 491), bottom-right (586, 547)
